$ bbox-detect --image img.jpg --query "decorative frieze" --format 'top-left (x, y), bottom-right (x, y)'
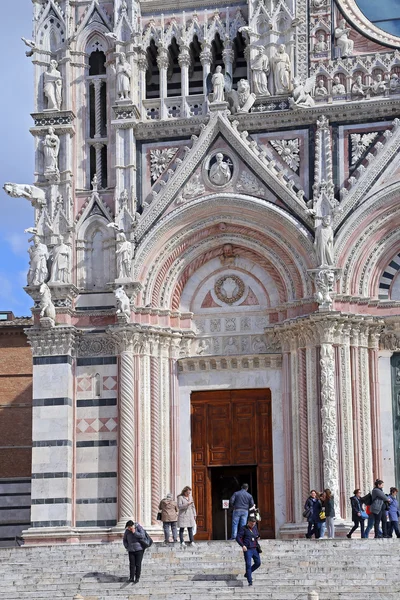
top-left (178, 354), bottom-right (282, 373)
top-left (26, 326), bottom-right (78, 357)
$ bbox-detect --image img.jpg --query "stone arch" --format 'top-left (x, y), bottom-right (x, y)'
top-left (76, 215), bottom-right (116, 290)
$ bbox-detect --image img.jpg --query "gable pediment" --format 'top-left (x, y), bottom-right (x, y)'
top-left (136, 112), bottom-right (312, 241)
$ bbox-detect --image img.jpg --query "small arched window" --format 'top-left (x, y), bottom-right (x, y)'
top-left (87, 48), bottom-right (108, 188)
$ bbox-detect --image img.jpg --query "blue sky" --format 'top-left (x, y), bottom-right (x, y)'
top-left (0, 0), bottom-right (36, 316)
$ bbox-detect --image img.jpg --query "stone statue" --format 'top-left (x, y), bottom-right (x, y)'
top-left (314, 269), bottom-right (335, 310)
top-left (3, 183), bottom-right (46, 209)
top-left (116, 52), bottom-right (132, 101)
top-left (49, 236), bottom-right (71, 284)
top-left (115, 285), bottom-right (130, 319)
top-left (197, 339), bottom-right (209, 355)
top-left (271, 44), bottom-right (292, 95)
top-left (289, 77), bottom-right (316, 109)
top-left (390, 73), bottom-right (399, 91)
top-left (44, 60), bottom-right (63, 111)
top-left (351, 75), bottom-right (366, 98)
top-left (251, 48), bottom-right (270, 96)
top-left (226, 80), bottom-right (256, 114)
top-left (42, 127), bottom-right (60, 181)
top-left (211, 66), bottom-right (225, 103)
top-left (116, 231), bottom-right (133, 279)
top-left (315, 79), bottom-right (328, 97)
top-left (252, 336), bottom-right (267, 353)
top-left (314, 33), bottom-right (328, 53)
top-left (225, 337), bottom-right (238, 355)
top-left (209, 153), bottom-right (232, 186)
top-left (371, 74), bottom-right (387, 95)
top-left (39, 283), bottom-right (56, 321)
top-left (314, 215), bottom-right (334, 267)
top-left (28, 236), bottom-right (49, 286)
top-left (334, 19), bottom-right (354, 57)
top-left (332, 76), bottom-right (346, 95)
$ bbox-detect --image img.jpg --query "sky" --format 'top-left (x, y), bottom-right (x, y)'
top-left (0, 0), bottom-right (36, 316)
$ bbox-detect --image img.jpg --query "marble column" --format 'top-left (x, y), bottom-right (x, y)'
top-left (157, 45), bottom-right (169, 120)
top-left (200, 42), bottom-right (212, 113)
top-left (289, 334), bottom-right (302, 523)
top-left (150, 337), bottom-right (161, 525)
top-left (222, 40), bottom-right (234, 79)
top-left (359, 324), bottom-right (373, 493)
top-left (178, 45), bottom-right (191, 117)
top-left (369, 330), bottom-right (383, 481)
top-left (137, 49), bottom-right (148, 121)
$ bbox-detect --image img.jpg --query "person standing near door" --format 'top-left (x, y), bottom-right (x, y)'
top-left (159, 493), bottom-right (178, 543)
top-left (229, 483), bottom-right (255, 540)
top-left (236, 516), bottom-right (261, 587)
top-left (177, 486), bottom-right (197, 547)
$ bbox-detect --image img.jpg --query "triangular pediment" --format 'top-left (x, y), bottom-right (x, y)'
top-left (75, 190), bottom-right (113, 230)
top-left (136, 111), bottom-right (312, 241)
top-left (75, 0), bottom-right (112, 38)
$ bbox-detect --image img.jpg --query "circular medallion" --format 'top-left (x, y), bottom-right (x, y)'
top-left (205, 152), bottom-right (233, 188)
top-left (214, 275), bottom-right (245, 305)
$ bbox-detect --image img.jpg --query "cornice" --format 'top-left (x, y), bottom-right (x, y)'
top-left (139, 0), bottom-right (243, 14)
top-left (178, 353), bottom-right (282, 373)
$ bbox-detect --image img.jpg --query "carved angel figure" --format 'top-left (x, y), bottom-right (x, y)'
top-left (289, 77), bottom-right (316, 109)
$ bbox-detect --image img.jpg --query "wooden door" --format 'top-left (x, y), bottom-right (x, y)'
top-left (191, 389), bottom-right (275, 539)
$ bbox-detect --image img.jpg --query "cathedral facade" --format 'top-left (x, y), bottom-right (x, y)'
top-left (6, 0), bottom-right (400, 542)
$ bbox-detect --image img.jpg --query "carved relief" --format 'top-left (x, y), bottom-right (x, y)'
top-left (214, 275), bottom-right (245, 304)
top-left (150, 147), bottom-right (179, 182)
top-left (270, 139), bottom-right (300, 172)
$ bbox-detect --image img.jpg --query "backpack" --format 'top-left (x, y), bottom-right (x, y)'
top-left (361, 492), bottom-right (372, 506)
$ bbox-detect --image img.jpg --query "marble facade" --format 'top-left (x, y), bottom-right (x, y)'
top-left (5, 0), bottom-right (400, 542)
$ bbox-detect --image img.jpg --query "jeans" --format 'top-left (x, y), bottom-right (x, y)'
top-left (348, 516), bottom-right (365, 537)
top-left (232, 509), bottom-right (248, 540)
top-left (374, 509), bottom-right (387, 538)
top-left (306, 520), bottom-right (320, 539)
top-left (320, 521), bottom-right (326, 539)
top-left (128, 550), bottom-right (144, 581)
top-left (163, 521), bottom-right (177, 542)
top-left (326, 516), bottom-right (335, 538)
top-left (389, 520), bottom-right (400, 538)
top-left (364, 514), bottom-right (375, 538)
top-left (244, 548), bottom-right (261, 584)
top-left (179, 527), bottom-right (194, 543)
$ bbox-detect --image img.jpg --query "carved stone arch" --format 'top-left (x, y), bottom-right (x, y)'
top-left (206, 14), bottom-right (226, 46)
top-left (164, 20), bottom-right (182, 47)
top-left (377, 246), bottom-right (400, 300)
top-left (86, 33), bottom-right (108, 55)
top-left (38, 14), bottom-right (66, 52)
top-left (76, 215), bottom-right (116, 290)
top-left (142, 22), bottom-right (160, 48)
top-left (185, 17), bottom-right (204, 45)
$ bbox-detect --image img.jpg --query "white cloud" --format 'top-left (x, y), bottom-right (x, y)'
top-left (6, 233), bottom-right (28, 256)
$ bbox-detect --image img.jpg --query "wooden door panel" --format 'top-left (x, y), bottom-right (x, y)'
top-left (192, 467), bottom-right (210, 539)
top-left (257, 400), bottom-right (273, 464)
top-left (191, 404), bottom-right (207, 466)
top-left (232, 402), bottom-right (256, 464)
top-left (208, 403), bottom-right (231, 465)
top-left (257, 464), bottom-right (275, 538)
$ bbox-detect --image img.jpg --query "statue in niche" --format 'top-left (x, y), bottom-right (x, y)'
top-left (209, 153), bottom-right (232, 186)
top-left (225, 337), bottom-right (238, 355)
top-left (115, 231), bottom-right (133, 279)
top-left (314, 33), bottom-right (328, 53)
top-left (390, 73), bottom-right (399, 91)
top-left (211, 66), bottom-right (226, 103)
top-left (44, 60), bottom-right (63, 111)
top-left (251, 48), bottom-right (270, 96)
top-left (49, 235), bottom-right (72, 284)
top-left (371, 74), bottom-right (387, 95)
top-left (271, 44), bottom-right (292, 95)
top-left (332, 76), bottom-right (346, 95)
top-left (115, 285), bottom-right (131, 319)
top-left (334, 19), bottom-right (354, 57)
top-left (116, 52), bottom-right (132, 101)
top-left (42, 127), bottom-right (60, 181)
top-left (253, 336), bottom-right (267, 353)
top-left (314, 215), bottom-right (334, 267)
top-left (351, 75), bottom-right (367, 98)
top-left (27, 235), bottom-right (49, 286)
top-left (289, 77), bottom-right (316, 109)
top-left (39, 283), bottom-right (56, 322)
top-left (315, 79), bottom-right (328, 97)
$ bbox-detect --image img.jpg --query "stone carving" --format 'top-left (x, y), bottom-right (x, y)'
top-left (315, 79), bottom-right (328, 97)
top-left (116, 52), bottom-right (132, 101)
top-left (226, 80), bottom-right (256, 114)
top-left (214, 275), bottom-right (245, 304)
top-left (175, 173), bottom-right (205, 206)
top-left (115, 285), bottom-right (131, 319)
top-left (334, 18), bottom-right (354, 57)
top-left (210, 66), bottom-right (225, 103)
top-left (78, 336), bottom-right (116, 357)
top-left (251, 48), bottom-right (270, 96)
top-left (289, 77), bottom-right (316, 109)
top-left (332, 76), bottom-right (346, 96)
top-left (150, 147), bottom-right (178, 182)
top-left (271, 44), bottom-right (292, 95)
top-left (350, 132), bottom-right (379, 165)
top-left (270, 139), bottom-right (300, 172)
top-left (312, 0), bottom-right (326, 7)
top-left (224, 336), bottom-right (239, 355)
top-left (320, 342), bottom-right (340, 518)
top-left (236, 171), bottom-right (265, 196)
top-left (351, 75), bottom-right (367, 98)
top-left (26, 326), bottom-right (77, 357)
top-left (371, 74), bottom-right (387, 96)
top-left (314, 269), bottom-right (335, 310)
top-left (27, 235), bottom-right (49, 286)
top-left (115, 231), bottom-right (133, 280)
top-left (196, 339), bottom-right (209, 355)
top-left (252, 336), bottom-right (267, 353)
top-left (315, 215), bottom-right (334, 267)
top-left (314, 33), bottom-right (328, 53)
top-left (209, 153), bottom-right (232, 186)
top-left (3, 183), bottom-right (46, 209)
top-left (21, 37), bottom-right (37, 57)
top-left (42, 127), bottom-right (60, 181)
top-left (49, 236), bottom-right (72, 284)
top-left (390, 73), bottom-right (399, 92)
top-left (39, 283), bottom-right (56, 322)
top-left (44, 60), bottom-right (63, 111)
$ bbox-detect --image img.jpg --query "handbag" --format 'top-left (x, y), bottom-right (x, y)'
top-left (360, 510), bottom-right (368, 519)
top-left (156, 512), bottom-right (162, 521)
top-left (303, 508), bottom-right (311, 519)
top-left (140, 529), bottom-right (154, 549)
top-left (256, 542), bottom-right (262, 554)
top-left (319, 509), bottom-right (326, 520)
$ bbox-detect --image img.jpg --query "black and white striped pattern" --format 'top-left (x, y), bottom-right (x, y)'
top-left (379, 254), bottom-right (400, 299)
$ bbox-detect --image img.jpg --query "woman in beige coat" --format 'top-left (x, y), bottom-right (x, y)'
top-left (177, 486), bottom-right (197, 547)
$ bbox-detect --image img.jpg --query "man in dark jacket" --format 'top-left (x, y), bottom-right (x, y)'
top-left (123, 520), bottom-right (145, 583)
top-left (371, 479), bottom-right (390, 538)
top-left (230, 483), bottom-right (255, 540)
top-left (236, 517), bottom-right (261, 586)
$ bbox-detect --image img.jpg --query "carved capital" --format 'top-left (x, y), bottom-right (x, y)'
top-left (26, 326), bottom-right (78, 357)
top-left (108, 326), bottom-right (149, 354)
top-left (157, 47), bottom-right (169, 71)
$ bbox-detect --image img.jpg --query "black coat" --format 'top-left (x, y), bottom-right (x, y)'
top-left (123, 524), bottom-right (145, 552)
top-left (350, 495), bottom-right (363, 520)
top-left (304, 497), bottom-right (322, 523)
top-left (236, 524), bottom-right (260, 549)
top-left (325, 496), bottom-right (335, 518)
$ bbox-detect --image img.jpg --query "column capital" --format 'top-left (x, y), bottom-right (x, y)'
top-left (26, 325), bottom-right (78, 357)
top-left (156, 46), bottom-right (169, 71)
top-left (178, 47), bottom-right (191, 68)
top-left (137, 50), bottom-right (148, 72)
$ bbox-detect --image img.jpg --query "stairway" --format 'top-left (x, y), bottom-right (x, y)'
top-left (0, 539), bottom-right (399, 600)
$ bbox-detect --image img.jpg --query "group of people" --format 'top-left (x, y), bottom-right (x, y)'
top-left (158, 486), bottom-right (197, 546)
top-left (304, 480), bottom-right (400, 540)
